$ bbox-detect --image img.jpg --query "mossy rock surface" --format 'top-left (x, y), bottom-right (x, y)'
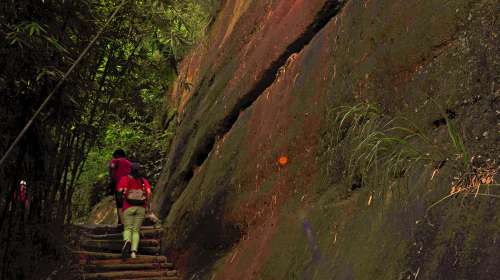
top-left (153, 0), bottom-right (500, 279)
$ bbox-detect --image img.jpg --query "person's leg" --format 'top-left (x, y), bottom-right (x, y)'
top-left (108, 180), bottom-right (116, 196)
top-left (118, 208), bottom-right (124, 225)
top-left (115, 192), bottom-right (124, 224)
top-left (123, 207), bottom-right (138, 241)
top-left (122, 207), bottom-right (135, 258)
top-left (131, 207), bottom-right (145, 253)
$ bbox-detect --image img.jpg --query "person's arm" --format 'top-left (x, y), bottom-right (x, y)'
top-left (116, 176), bottom-right (128, 204)
top-left (25, 192), bottom-right (30, 209)
top-left (144, 179), bottom-right (152, 213)
top-left (109, 160), bottom-right (117, 182)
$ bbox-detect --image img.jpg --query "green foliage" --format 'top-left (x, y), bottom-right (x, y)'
top-left (49, 0), bottom-right (214, 221)
top-left (444, 114), bottom-right (470, 168)
top-left (1, 0), bottom-right (217, 277)
top-left (71, 112), bottom-right (177, 222)
top-left (326, 104), bottom-right (425, 192)
top-left (324, 103), bottom-right (469, 195)
top-left (430, 99), bottom-right (470, 169)
top-left (104, 123), bottom-right (147, 148)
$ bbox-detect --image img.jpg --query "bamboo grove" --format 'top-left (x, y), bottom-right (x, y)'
top-left (0, 0), bottom-right (217, 278)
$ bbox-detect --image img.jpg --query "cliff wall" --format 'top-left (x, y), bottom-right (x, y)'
top-left (153, 0), bottom-right (499, 279)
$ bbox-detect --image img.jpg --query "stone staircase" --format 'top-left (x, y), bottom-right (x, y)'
top-left (72, 224), bottom-right (179, 280)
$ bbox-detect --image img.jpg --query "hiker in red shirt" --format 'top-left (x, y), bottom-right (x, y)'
top-left (11, 180), bottom-right (29, 222)
top-left (109, 149), bottom-right (132, 224)
top-left (14, 180), bottom-right (28, 209)
top-left (117, 162), bottom-right (152, 259)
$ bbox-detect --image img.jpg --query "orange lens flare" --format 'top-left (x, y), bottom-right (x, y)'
top-left (278, 155), bottom-right (288, 166)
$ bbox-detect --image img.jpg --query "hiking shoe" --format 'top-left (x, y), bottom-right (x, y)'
top-left (131, 251), bottom-right (137, 259)
top-left (121, 240), bottom-right (131, 259)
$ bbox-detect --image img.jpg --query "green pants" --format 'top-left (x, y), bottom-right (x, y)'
top-left (123, 206), bottom-right (145, 252)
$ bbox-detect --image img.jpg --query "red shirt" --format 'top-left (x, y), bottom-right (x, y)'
top-left (109, 157), bottom-right (132, 190)
top-left (13, 186), bottom-right (27, 205)
top-left (117, 175), bottom-right (152, 211)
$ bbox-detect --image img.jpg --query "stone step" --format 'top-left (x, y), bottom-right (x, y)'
top-left (83, 262), bottom-right (174, 272)
top-left (120, 276), bottom-right (179, 280)
top-left (73, 221), bottom-right (177, 280)
top-left (77, 224), bottom-right (161, 235)
top-left (80, 243), bottom-right (160, 255)
top-left (81, 238), bottom-right (160, 249)
top-left (82, 269), bottom-right (178, 279)
top-left (75, 251), bottom-right (166, 262)
top-left (82, 228), bottom-right (162, 240)
top-left (80, 257), bottom-right (172, 268)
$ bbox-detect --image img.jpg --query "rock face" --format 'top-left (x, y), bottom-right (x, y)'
top-left (152, 0), bottom-right (499, 279)
top-left (87, 196), bottom-right (117, 225)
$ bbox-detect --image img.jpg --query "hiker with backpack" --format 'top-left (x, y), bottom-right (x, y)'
top-left (109, 149), bottom-right (132, 224)
top-left (117, 162), bottom-right (151, 259)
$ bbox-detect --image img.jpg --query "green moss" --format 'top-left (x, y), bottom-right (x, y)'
top-left (258, 202), bottom-right (311, 279)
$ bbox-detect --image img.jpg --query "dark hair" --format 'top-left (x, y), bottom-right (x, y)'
top-left (112, 149), bottom-right (126, 158)
top-left (130, 162), bottom-right (142, 178)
